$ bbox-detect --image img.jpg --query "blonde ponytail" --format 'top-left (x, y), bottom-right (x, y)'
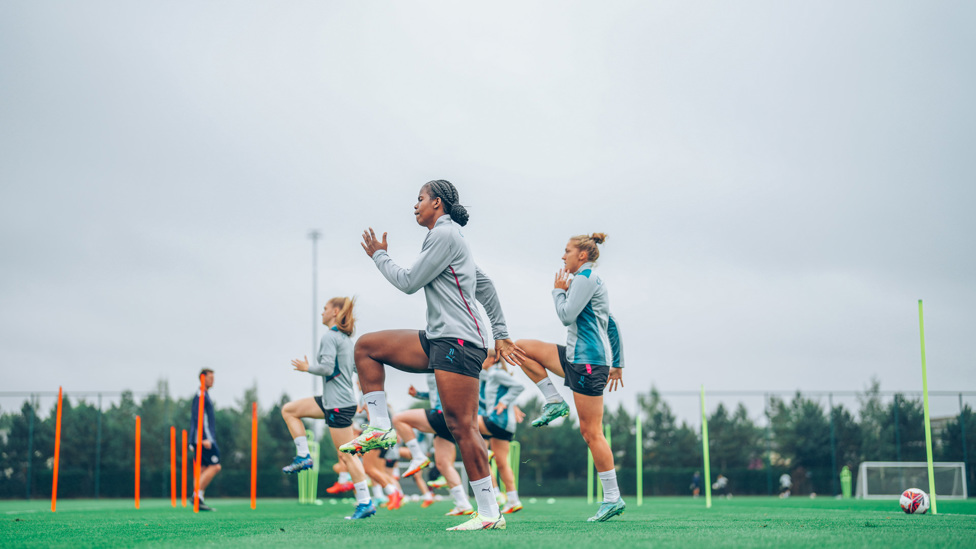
top-left (329, 296), bottom-right (356, 336)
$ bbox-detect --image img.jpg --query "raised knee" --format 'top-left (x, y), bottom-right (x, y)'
top-left (354, 333), bottom-right (379, 358)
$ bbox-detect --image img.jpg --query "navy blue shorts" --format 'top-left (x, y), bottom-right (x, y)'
top-left (425, 409), bottom-right (456, 443)
top-left (484, 417), bottom-right (514, 441)
top-left (313, 398), bottom-right (356, 428)
top-left (198, 443), bottom-right (221, 466)
top-left (419, 331), bottom-right (487, 380)
top-left (558, 345), bottom-right (609, 397)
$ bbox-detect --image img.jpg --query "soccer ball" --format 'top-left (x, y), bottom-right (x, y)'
top-left (899, 488), bottom-right (929, 514)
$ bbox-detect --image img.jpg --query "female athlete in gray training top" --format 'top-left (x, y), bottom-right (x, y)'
top-left (281, 297), bottom-right (376, 520)
top-left (340, 179), bottom-right (525, 531)
top-left (515, 233), bottom-right (627, 523)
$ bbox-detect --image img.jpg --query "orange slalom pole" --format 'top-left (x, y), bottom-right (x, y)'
top-left (51, 386), bottom-right (63, 513)
top-left (170, 426), bottom-right (177, 507)
top-left (251, 402), bottom-right (258, 509)
top-left (194, 374), bottom-right (205, 513)
top-left (135, 415), bottom-right (141, 509)
top-left (181, 429), bottom-right (188, 507)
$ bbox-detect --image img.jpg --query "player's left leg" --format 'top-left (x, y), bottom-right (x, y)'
top-left (438, 369), bottom-right (504, 529)
top-left (575, 392), bottom-right (625, 522)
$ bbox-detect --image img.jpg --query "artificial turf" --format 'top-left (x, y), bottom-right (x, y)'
top-left (1, 496), bottom-right (974, 548)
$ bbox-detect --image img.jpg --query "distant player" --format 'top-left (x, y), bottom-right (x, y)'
top-left (478, 354), bottom-right (526, 514)
top-left (690, 471), bottom-right (701, 497)
top-left (779, 473), bottom-right (792, 498)
top-left (515, 233), bottom-right (626, 522)
top-left (340, 180), bottom-right (525, 531)
top-left (394, 372), bottom-right (474, 516)
top-left (281, 297), bottom-right (376, 519)
top-left (189, 368), bottom-right (221, 511)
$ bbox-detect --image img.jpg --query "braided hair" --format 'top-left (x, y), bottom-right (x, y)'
top-left (424, 179), bottom-right (469, 226)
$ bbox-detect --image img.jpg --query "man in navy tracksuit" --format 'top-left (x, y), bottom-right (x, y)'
top-left (190, 368), bottom-right (221, 511)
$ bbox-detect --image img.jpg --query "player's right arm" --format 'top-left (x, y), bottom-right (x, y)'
top-left (368, 228), bottom-right (453, 295)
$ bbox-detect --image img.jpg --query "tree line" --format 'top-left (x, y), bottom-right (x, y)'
top-left (1, 380), bottom-right (972, 499)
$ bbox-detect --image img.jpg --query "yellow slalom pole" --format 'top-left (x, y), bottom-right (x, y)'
top-left (636, 414), bottom-right (643, 506)
top-left (701, 385), bottom-right (712, 509)
top-left (918, 300), bottom-right (938, 514)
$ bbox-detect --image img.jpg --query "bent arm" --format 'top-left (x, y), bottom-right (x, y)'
top-left (372, 231), bottom-right (453, 295)
top-left (475, 266), bottom-right (510, 340)
top-left (496, 375), bottom-right (525, 406)
top-left (608, 313), bottom-right (625, 368)
top-left (552, 275), bottom-right (597, 326)
top-left (308, 333), bottom-right (337, 377)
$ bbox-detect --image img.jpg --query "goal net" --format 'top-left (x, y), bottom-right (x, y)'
top-left (855, 461), bottom-right (968, 499)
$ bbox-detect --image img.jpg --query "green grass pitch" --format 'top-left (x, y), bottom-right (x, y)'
top-left (2, 496), bottom-right (974, 548)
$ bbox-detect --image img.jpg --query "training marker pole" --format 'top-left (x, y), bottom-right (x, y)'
top-left (636, 414), bottom-right (643, 506)
top-left (135, 415), bottom-right (141, 509)
top-left (701, 385), bottom-right (712, 509)
top-left (181, 430), bottom-right (187, 507)
top-left (170, 426), bottom-right (176, 507)
top-left (51, 386), bottom-right (63, 512)
top-left (586, 449), bottom-right (594, 504)
top-left (251, 402), bottom-right (258, 509)
top-left (194, 374), bottom-right (205, 513)
top-left (918, 300), bottom-right (938, 514)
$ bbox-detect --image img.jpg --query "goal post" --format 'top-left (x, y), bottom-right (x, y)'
top-left (855, 461), bottom-right (967, 500)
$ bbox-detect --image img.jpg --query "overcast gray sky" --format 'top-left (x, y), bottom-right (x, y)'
top-left (2, 1), bottom-right (974, 425)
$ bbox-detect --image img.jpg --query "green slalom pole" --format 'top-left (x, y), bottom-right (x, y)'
top-left (510, 441), bottom-right (520, 491)
top-left (587, 449), bottom-right (594, 504)
top-left (636, 414), bottom-right (643, 506)
top-left (918, 300), bottom-right (938, 514)
top-left (701, 385), bottom-right (712, 509)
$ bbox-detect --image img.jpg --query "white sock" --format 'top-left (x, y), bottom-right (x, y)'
top-left (423, 491), bottom-right (434, 501)
top-left (338, 471), bottom-right (352, 483)
top-left (470, 476), bottom-right (500, 518)
top-left (536, 378), bottom-right (563, 404)
top-left (198, 489), bottom-right (205, 500)
top-left (506, 490), bottom-right (520, 504)
top-left (450, 485), bottom-right (470, 508)
top-left (294, 436), bottom-right (309, 457)
top-left (383, 483), bottom-right (397, 496)
top-left (372, 485), bottom-right (384, 499)
top-left (363, 391), bottom-right (391, 430)
top-left (353, 481), bottom-right (370, 505)
top-left (598, 469), bottom-right (620, 503)
top-left (406, 438), bottom-right (425, 460)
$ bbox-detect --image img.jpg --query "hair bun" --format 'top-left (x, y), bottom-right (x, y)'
top-left (451, 203), bottom-right (469, 226)
top-left (590, 232), bottom-right (607, 244)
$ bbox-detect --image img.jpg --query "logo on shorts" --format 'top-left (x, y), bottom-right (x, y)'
top-left (329, 413), bottom-right (335, 423)
top-left (211, 455), bottom-right (218, 464)
top-left (578, 377), bottom-right (585, 388)
top-left (446, 348), bottom-right (455, 363)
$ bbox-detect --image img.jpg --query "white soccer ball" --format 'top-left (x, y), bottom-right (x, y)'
top-left (900, 488), bottom-right (929, 514)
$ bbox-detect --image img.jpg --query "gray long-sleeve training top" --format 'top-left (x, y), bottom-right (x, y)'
top-left (307, 326), bottom-right (358, 409)
top-left (372, 214), bottom-right (510, 348)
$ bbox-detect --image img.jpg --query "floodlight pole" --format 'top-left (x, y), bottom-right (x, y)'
top-left (829, 393), bottom-right (838, 497)
top-left (308, 230), bottom-right (321, 396)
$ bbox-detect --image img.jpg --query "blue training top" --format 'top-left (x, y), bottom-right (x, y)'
top-left (551, 261), bottom-right (625, 368)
